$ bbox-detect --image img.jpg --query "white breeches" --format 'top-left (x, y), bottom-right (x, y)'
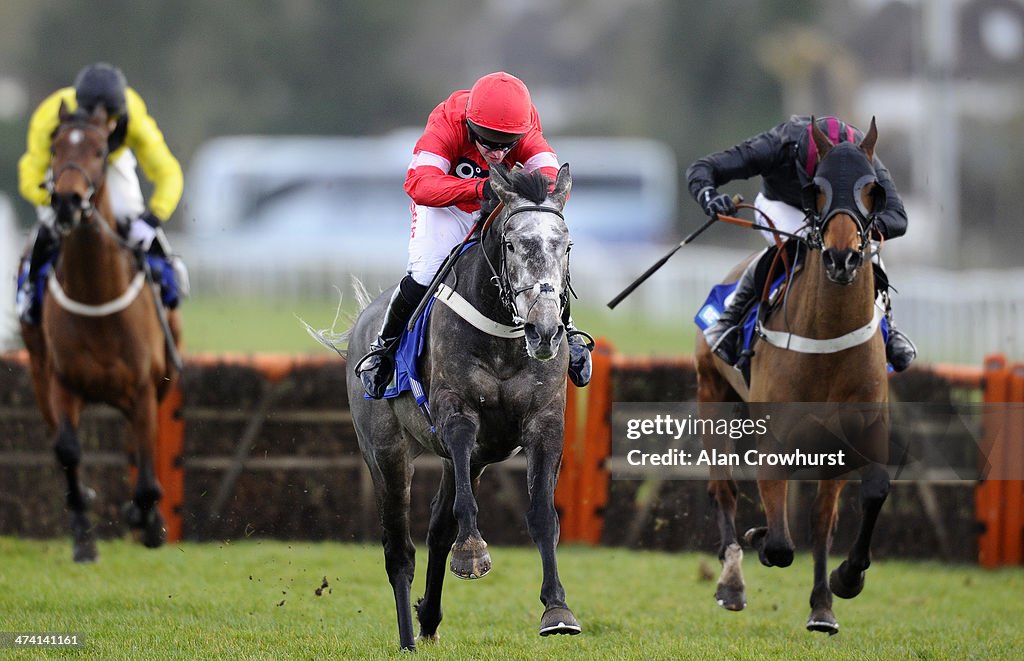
top-left (406, 203), bottom-right (480, 286)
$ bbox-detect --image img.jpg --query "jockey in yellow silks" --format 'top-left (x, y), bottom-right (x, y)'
top-left (16, 62), bottom-right (188, 324)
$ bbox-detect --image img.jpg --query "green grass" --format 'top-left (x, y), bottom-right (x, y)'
top-left (0, 537), bottom-right (1021, 659)
top-left (180, 295), bottom-right (693, 356)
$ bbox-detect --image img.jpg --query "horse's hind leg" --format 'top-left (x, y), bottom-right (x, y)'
top-left (123, 388), bottom-right (164, 548)
top-left (831, 462), bottom-right (890, 600)
top-left (367, 447), bottom-right (417, 651)
top-left (709, 475), bottom-right (745, 611)
top-left (50, 384), bottom-right (96, 562)
top-left (524, 423), bottom-right (581, 636)
top-left (697, 353), bottom-right (746, 611)
top-left (445, 414), bottom-right (491, 580)
top-left (807, 479), bottom-right (846, 634)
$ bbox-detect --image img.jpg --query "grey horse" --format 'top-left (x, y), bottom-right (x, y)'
top-left (346, 163), bottom-right (581, 651)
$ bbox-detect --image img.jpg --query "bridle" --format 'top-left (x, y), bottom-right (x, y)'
top-left (800, 143), bottom-right (883, 259)
top-left (49, 121), bottom-right (111, 235)
top-left (481, 204), bottom-right (570, 325)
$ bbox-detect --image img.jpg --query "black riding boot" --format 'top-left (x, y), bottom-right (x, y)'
top-left (562, 304), bottom-right (594, 387)
top-left (356, 275), bottom-right (428, 399)
top-left (16, 225), bottom-right (59, 325)
top-left (881, 293), bottom-right (916, 372)
top-left (704, 249), bottom-right (766, 366)
top-left (872, 262), bottom-right (916, 372)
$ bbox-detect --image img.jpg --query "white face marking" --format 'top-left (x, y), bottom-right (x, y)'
top-left (69, 129), bottom-right (84, 145)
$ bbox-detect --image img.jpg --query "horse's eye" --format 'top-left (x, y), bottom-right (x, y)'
top-left (504, 241), bottom-right (515, 253)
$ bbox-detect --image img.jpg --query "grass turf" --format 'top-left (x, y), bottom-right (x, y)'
top-left (0, 537), bottom-right (1021, 659)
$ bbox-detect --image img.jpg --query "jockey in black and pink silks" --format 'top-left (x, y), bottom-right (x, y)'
top-left (355, 72), bottom-right (593, 399)
top-left (686, 115), bottom-right (916, 371)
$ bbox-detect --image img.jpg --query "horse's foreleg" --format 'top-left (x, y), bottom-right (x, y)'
top-left (22, 324), bottom-right (55, 429)
top-left (747, 479), bottom-right (794, 567)
top-left (831, 463), bottom-right (889, 600)
top-left (124, 388), bottom-right (164, 548)
top-left (50, 382), bottom-right (95, 562)
top-left (444, 414), bottom-right (490, 580)
top-left (524, 434), bottom-right (580, 637)
top-left (807, 479), bottom-right (846, 634)
top-left (415, 461), bottom-right (462, 642)
top-left (708, 470), bottom-right (746, 611)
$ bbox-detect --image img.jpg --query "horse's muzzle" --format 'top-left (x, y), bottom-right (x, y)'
top-left (524, 320), bottom-right (565, 361)
top-left (822, 248), bottom-right (863, 286)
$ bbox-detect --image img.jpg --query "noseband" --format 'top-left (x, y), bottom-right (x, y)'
top-left (482, 204), bottom-right (568, 325)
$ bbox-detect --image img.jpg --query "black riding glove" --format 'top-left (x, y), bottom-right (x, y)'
top-left (699, 187), bottom-right (736, 219)
top-left (480, 179), bottom-right (499, 218)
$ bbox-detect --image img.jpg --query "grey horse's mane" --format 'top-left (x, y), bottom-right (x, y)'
top-left (508, 169), bottom-right (551, 204)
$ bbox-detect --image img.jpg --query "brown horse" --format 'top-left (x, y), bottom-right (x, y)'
top-left (696, 118), bottom-right (890, 633)
top-left (20, 101), bottom-right (182, 562)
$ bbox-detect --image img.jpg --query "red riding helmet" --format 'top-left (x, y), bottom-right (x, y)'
top-left (465, 72), bottom-right (533, 140)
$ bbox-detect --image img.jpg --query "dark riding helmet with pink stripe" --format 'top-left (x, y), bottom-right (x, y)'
top-left (801, 116), bottom-right (859, 177)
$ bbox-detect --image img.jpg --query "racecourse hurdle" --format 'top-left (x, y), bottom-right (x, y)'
top-left (2, 348), bottom-right (1021, 565)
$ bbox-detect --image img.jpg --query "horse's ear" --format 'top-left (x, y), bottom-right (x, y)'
top-left (89, 103), bottom-right (108, 125)
top-left (58, 99), bottom-right (71, 123)
top-left (549, 163), bottom-right (572, 209)
top-left (489, 163), bottom-right (514, 202)
top-left (859, 116), bottom-right (878, 162)
top-left (810, 116), bottom-right (834, 159)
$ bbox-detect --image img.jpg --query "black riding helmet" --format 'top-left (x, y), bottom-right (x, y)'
top-left (74, 63), bottom-right (127, 117)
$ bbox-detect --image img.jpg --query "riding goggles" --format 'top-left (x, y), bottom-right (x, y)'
top-left (470, 129), bottom-right (521, 153)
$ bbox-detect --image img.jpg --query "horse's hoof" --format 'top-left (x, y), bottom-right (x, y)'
top-left (715, 584), bottom-right (746, 611)
top-left (450, 539), bottom-right (491, 579)
top-left (141, 508), bottom-right (166, 549)
top-left (70, 512), bottom-right (97, 563)
top-left (807, 608), bottom-right (839, 635)
top-left (72, 540), bottom-right (98, 563)
top-left (743, 527), bottom-right (767, 551)
top-left (539, 606), bottom-right (581, 636)
top-left (122, 501), bottom-right (144, 529)
top-left (830, 561), bottom-right (865, 599)
top-left (415, 632), bottom-right (440, 644)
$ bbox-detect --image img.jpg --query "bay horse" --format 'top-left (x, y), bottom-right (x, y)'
top-left (345, 164), bottom-right (580, 651)
top-left (20, 102), bottom-right (182, 562)
top-left (696, 118), bottom-right (890, 633)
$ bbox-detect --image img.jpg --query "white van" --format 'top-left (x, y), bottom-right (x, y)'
top-left (176, 131), bottom-right (676, 296)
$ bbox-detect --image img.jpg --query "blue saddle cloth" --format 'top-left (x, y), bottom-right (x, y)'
top-left (694, 270), bottom-right (890, 371)
top-left (372, 295), bottom-right (436, 408)
top-left (17, 254), bottom-right (181, 309)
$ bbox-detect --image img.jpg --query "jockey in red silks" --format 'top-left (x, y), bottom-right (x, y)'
top-left (356, 72), bottom-right (593, 399)
top-left (686, 115), bottom-right (916, 371)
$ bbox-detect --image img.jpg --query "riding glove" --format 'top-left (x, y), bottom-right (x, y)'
top-left (480, 179), bottom-right (499, 218)
top-left (699, 187), bottom-right (737, 219)
top-left (128, 214), bottom-right (159, 250)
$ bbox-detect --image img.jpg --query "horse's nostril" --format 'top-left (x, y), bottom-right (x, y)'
top-left (524, 323), bottom-right (541, 344)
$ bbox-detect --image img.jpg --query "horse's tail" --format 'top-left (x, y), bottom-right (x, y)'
top-left (297, 276), bottom-right (374, 359)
